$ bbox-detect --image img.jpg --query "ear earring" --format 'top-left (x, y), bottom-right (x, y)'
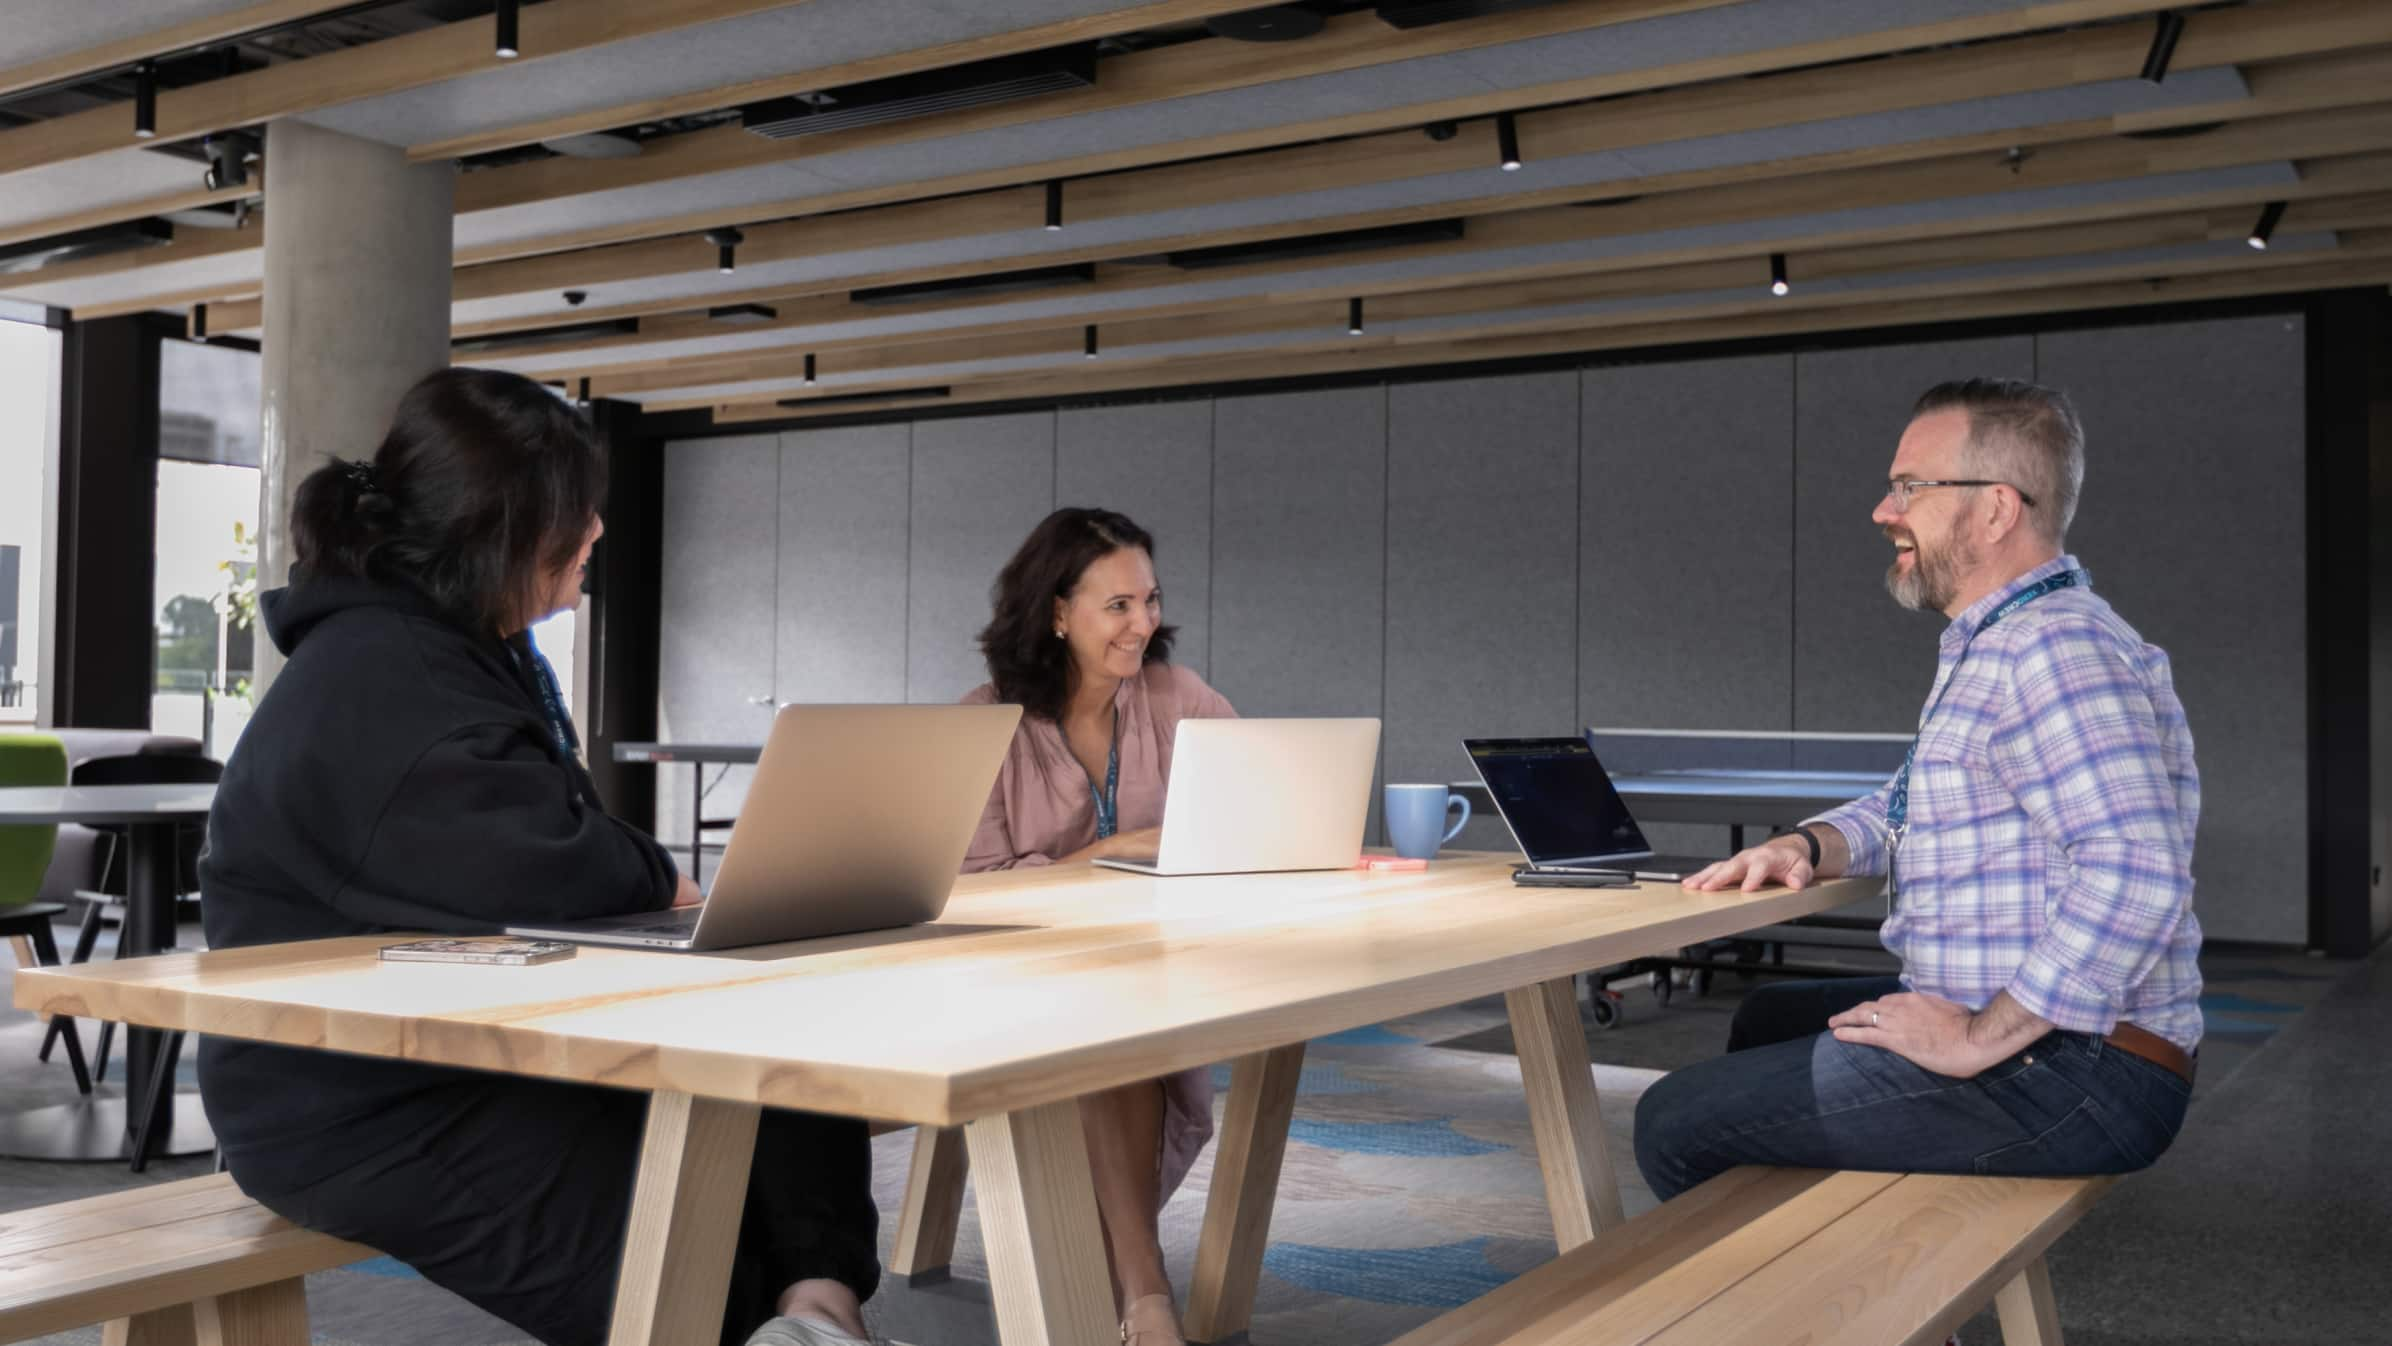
top-left (1054, 628), bottom-right (1065, 638)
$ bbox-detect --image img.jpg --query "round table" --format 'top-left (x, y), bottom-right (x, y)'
top-left (0, 783), bottom-right (218, 1163)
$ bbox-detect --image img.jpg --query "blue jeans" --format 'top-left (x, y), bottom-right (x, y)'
top-left (1633, 977), bottom-right (2193, 1202)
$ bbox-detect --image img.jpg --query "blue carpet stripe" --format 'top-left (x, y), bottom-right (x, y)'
top-left (1263, 1238), bottom-right (1511, 1308)
top-left (1286, 1117), bottom-right (1508, 1157)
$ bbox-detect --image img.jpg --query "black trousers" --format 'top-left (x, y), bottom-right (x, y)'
top-left (236, 1076), bottom-right (879, 1346)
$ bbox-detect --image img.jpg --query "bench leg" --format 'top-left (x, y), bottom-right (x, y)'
top-left (891, 1125), bottom-right (970, 1285)
top-left (196, 1278), bottom-right (311, 1346)
top-left (965, 1100), bottom-right (1114, 1346)
top-left (607, 1091), bottom-right (762, 1346)
top-left (1994, 1254), bottom-right (2065, 1346)
top-left (1506, 975), bottom-right (1626, 1249)
top-left (1185, 1043), bottom-right (1304, 1346)
top-left (103, 1305), bottom-right (197, 1346)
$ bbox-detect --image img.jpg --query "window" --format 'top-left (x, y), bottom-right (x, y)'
top-left (154, 339), bottom-right (261, 755)
top-left (0, 317), bottom-right (61, 725)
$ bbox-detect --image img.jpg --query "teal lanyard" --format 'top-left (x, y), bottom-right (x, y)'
top-left (1084, 707), bottom-right (1121, 841)
top-left (1886, 568), bottom-right (2083, 895)
top-left (511, 638), bottom-right (579, 762)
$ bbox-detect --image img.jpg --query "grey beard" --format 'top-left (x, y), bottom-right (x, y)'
top-left (1885, 537), bottom-right (1972, 612)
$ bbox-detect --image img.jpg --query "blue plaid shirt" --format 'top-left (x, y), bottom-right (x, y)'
top-left (1813, 555), bottom-right (2204, 1053)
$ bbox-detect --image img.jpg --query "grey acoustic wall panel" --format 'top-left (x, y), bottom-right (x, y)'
top-left (1386, 373), bottom-right (1580, 852)
top-left (1210, 387), bottom-right (1388, 719)
top-left (1582, 354), bottom-right (1797, 732)
top-left (1211, 386), bottom-right (1389, 842)
top-left (777, 424), bottom-right (911, 705)
top-left (657, 434), bottom-right (780, 866)
top-left (1793, 337), bottom-right (2036, 732)
top-left (1055, 400), bottom-right (1215, 678)
top-left (2037, 315), bottom-right (2307, 944)
top-left (906, 411), bottom-right (1058, 704)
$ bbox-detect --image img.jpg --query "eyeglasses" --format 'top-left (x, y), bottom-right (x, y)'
top-left (1882, 479), bottom-right (2037, 513)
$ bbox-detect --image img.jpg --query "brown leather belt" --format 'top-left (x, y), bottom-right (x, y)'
top-left (2105, 1021), bottom-right (2195, 1084)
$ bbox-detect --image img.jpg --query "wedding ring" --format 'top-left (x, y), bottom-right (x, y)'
top-left (1871, 1011), bottom-right (1881, 1026)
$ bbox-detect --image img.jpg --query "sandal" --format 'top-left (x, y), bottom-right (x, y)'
top-left (1119, 1292), bottom-right (1185, 1345)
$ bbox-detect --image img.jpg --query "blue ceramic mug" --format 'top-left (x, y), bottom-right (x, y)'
top-left (1385, 783), bottom-right (1471, 860)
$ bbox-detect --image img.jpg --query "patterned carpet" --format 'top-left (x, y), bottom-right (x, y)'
top-left (0, 922), bottom-right (2345, 1346)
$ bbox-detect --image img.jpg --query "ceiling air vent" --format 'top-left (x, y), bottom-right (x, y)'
top-left (1374, 0), bottom-right (1572, 29)
top-left (849, 262), bottom-right (1098, 308)
top-left (0, 218), bottom-right (173, 275)
top-left (451, 318), bottom-right (640, 356)
top-left (743, 45), bottom-right (1098, 140)
top-left (779, 386), bottom-right (953, 409)
top-left (1164, 218), bottom-right (1465, 271)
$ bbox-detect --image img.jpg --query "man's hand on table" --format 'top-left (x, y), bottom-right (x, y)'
top-left (1827, 990), bottom-right (2053, 1079)
top-left (1683, 836), bottom-right (1814, 893)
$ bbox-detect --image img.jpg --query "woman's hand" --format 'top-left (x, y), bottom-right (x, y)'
top-left (671, 873), bottom-right (704, 908)
top-left (1063, 827), bottom-right (1163, 865)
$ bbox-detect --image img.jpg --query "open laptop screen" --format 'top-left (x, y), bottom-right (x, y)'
top-left (1465, 736), bottom-right (1651, 865)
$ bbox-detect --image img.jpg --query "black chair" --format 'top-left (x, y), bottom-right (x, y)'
top-left (39, 752), bottom-right (223, 1085)
top-left (3, 904), bottom-right (93, 1095)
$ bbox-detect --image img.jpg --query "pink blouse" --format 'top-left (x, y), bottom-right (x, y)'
top-left (958, 660), bottom-right (1236, 1199)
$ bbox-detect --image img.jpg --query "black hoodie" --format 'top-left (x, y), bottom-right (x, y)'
top-left (197, 573), bottom-right (677, 1189)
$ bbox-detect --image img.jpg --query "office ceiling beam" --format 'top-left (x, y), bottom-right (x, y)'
top-left (450, 0), bottom-right (2205, 263)
top-left (706, 247), bottom-right (2392, 421)
top-left (0, 0), bottom-right (824, 176)
top-left (0, 0), bottom-right (364, 102)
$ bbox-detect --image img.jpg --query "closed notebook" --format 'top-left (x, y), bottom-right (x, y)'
top-left (378, 937), bottom-right (577, 966)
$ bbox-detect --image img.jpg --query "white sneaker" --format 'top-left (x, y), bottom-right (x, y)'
top-left (742, 1316), bottom-right (878, 1346)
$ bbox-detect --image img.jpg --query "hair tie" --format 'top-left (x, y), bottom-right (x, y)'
top-left (343, 460), bottom-right (382, 495)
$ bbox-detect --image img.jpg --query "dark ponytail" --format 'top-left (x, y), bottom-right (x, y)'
top-left (291, 366), bottom-right (607, 635)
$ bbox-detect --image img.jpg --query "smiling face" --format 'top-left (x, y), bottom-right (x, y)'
top-left (1052, 545), bottom-right (1161, 691)
top-left (1873, 408), bottom-right (1983, 615)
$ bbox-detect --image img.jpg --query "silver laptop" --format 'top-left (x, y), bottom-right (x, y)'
top-left (510, 703), bottom-right (1020, 950)
top-left (1464, 736), bottom-right (1721, 881)
top-left (1093, 718), bottom-right (1380, 877)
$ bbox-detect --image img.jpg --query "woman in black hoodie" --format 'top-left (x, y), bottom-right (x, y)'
top-left (198, 368), bottom-right (881, 1346)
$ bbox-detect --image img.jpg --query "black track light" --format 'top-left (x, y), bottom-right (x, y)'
top-left (576, 377), bottom-right (591, 405)
top-left (1348, 297), bottom-right (1364, 336)
top-left (1044, 180), bottom-right (1064, 231)
top-left (495, 0), bottom-right (520, 59)
top-left (1084, 324), bottom-right (1098, 359)
top-left (705, 226), bottom-right (744, 274)
top-left (2247, 200), bottom-right (2286, 250)
top-left (2140, 11), bottom-right (2183, 83)
top-left (803, 352), bottom-right (817, 385)
top-left (1496, 111), bottom-right (1521, 172)
top-left (133, 62), bottom-right (157, 139)
top-left (1769, 253), bottom-right (1789, 297)
top-left (191, 303), bottom-right (209, 342)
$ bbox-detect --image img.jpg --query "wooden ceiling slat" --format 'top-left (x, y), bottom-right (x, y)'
top-left (451, 0), bottom-right (1747, 210)
top-left (705, 251), bottom-right (2392, 422)
top-left (575, 191), bottom-right (2392, 397)
top-left (0, 0), bottom-right (819, 177)
top-left (445, 0), bottom-right (2192, 263)
top-left (408, 0), bottom-right (1294, 164)
top-left (438, 7), bottom-right (2392, 304)
top-left (0, 0), bottom-right (364, 102)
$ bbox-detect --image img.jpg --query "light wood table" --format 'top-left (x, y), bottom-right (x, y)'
top-left (14, 854), bottom-right (1873, 1346)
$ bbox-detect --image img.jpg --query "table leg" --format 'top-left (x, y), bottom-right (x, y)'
top-left (891, 1124), bottom-right (970, 1285)
top-left (122, 820), bottom-right (179, 1161)
top-left (1504, 976), bottom-right (1624, 1249)
top-left (606, 1091), bottom-right (761, 1346)
top-left (964, 1101), bottom-right (1114, 1346)
top-left (1185, 1044), bottom-right (1304, 1346)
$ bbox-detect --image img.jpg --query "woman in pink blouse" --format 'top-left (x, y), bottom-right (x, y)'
top-left (959, 507), bottom-right (1234, 1346)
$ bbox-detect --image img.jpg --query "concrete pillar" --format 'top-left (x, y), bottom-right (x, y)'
top-left (255, 119), bottom-right (453, 693)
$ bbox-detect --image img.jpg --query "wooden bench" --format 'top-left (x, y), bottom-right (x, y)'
top-left (0, 1173), bottom-right (372, 1346)
top-left (1388, 1167), bottom-right (2112, 1346)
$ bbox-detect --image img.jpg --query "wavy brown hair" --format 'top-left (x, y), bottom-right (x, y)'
top-left (977, 507), bottom-right (1176, 723)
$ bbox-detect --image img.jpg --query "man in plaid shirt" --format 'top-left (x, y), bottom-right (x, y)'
top-left (1636, 378), bottom-right (2202, 1202)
